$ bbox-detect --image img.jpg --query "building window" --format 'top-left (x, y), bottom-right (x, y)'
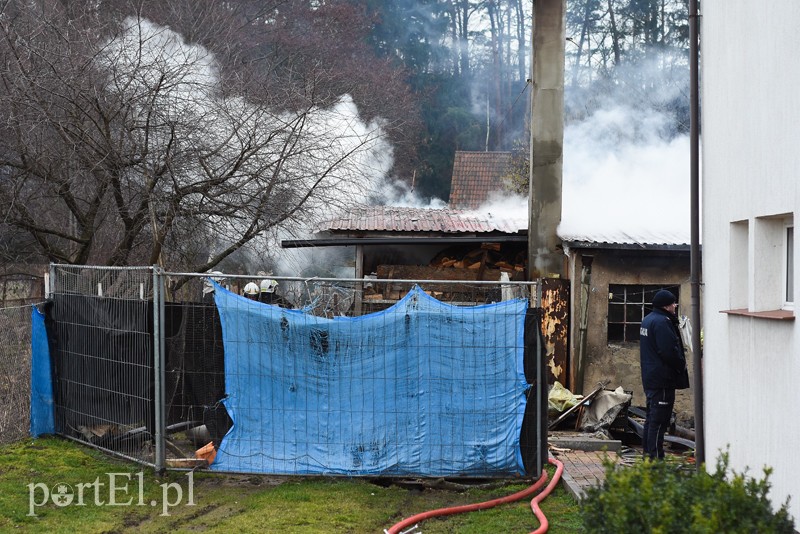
top-left (608, 284), bottom-right (680, 343)
top-left (753, 213), bottom-right (794, 312)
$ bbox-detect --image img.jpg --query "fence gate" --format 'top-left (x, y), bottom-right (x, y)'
top-left (44, 265), bottom-right (548, 477)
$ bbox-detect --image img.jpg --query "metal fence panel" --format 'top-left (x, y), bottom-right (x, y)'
top-left (48, 265), bottom-right (156, 466)
top-left (43, 265), bottom-right (545, 475)
top-left (163, 273), bottom-right (542, 476)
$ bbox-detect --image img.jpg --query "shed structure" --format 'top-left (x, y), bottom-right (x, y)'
top-left (560, 230), bottom-right (695, 421)
top-left (283, 151), bottom-right (694, 406)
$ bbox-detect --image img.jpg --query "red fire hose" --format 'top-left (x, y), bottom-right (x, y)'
top-left (529, 457), bottom-right (565, 533)
top-left (384, 457), bottom-right (565, 534)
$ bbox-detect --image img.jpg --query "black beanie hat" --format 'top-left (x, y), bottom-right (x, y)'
top-left (652, 289), bottom-right (677, 308)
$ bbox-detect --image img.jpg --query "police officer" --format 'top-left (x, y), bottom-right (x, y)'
top-left (639, 289), bottom-right (690, 459)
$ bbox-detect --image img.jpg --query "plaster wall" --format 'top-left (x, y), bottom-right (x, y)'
top-left (702, 1), bottom-right (800, 522)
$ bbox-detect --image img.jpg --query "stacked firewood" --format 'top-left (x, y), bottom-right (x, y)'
top-left (430, 243), bottom-right (525, 273)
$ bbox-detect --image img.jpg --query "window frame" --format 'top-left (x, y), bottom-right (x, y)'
top-left (607, 284), bottom-right (680, 344)
top-left (784, 223), bottom-right (794, 310)
top-left (726, 213), bottom-right (795, 317)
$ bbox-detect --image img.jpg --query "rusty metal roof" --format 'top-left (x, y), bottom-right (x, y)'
top-left (318, 206), bottom-right (526, 234)
top-left (318, 207), bottom-right (689, 248)
top-left (449, 151), bottom-right (513, 210)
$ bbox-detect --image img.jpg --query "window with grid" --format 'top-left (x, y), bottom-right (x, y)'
top-left (607, 284), bottom-right (680, 342)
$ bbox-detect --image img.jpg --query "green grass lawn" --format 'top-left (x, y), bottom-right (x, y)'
top-left (0, 437), bottom-right (583, 533)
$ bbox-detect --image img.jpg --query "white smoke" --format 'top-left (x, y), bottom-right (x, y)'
top-left (460, 49), bottom-right (693, 243)
top-left (378, 178), bottom-right (447, 209)
top-left (465, 189), bottom-right (528, 225)
top-left (100, 18), bottom-right (396, 275)
top-left (560, 105), bottom-right (690, 240)
top-left (559, 50), bottom-right (691, 241)
top-left (466, 106), bottom-right (690, 243)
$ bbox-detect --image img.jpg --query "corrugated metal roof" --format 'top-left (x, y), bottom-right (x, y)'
top-left (557, 228), bottom-right (690, 248)
top-left (449, 151), bottom-right (513, 210)
top-left (318, 206), bottom-right (527, 234)
top-left (317, 207), bottom-right (691, 249)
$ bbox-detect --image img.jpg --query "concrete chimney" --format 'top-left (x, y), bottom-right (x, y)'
top-left (528, 0), bottom-right (566, 279)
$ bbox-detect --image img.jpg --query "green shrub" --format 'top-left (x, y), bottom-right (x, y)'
top-left (580, 452), bottom-right (794, 533)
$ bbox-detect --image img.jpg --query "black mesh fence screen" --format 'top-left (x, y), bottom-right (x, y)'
top-left (47, 266), bottom-right (155, 465)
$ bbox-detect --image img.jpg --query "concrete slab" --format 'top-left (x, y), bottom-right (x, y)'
top-left (549, 431), bottom-right (622, 452)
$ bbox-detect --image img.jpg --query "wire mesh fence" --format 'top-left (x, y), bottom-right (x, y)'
top-left (47, 265), bottom-right (156, 465)
top-left (165, 272), bottom-right (536, 316)
top-left (162, 272), bottom-right (541, 476)
top-left (38, 265), bottom-right (545, 476)
top-left (0, 304), bottom-right (36, 445)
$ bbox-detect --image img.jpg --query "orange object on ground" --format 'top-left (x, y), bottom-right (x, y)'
top-left (195, 442), bottom-right (217, 465)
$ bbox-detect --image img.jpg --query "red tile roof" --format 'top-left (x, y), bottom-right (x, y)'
top-left (449, 151), bottom-right (513, 209)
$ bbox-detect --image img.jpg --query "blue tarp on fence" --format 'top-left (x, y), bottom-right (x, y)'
top-left (212, 283), bottom-right (528, 477)
top-left (31, 306), bottom-right (55, 437)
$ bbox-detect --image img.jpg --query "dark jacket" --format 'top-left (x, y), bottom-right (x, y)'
top-left (639, 308), bottom-right (690, 390)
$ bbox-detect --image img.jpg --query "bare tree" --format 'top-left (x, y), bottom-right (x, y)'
top-left (0, 2), bottom-right (392, 275)
top-left (512, 0), bottom-right (527, 84)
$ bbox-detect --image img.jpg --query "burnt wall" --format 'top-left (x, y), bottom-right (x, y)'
top-left (570, 249), bottom-right (695, 423)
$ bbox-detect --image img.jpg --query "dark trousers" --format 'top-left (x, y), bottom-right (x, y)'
top-left (643, 388), bottom-right (675, 459)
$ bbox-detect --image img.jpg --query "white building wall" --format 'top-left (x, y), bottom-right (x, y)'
top-left (702, 2), bottom-right (800, 522)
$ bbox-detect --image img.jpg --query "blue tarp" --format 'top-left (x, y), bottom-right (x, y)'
top-left (30, 306), bottom-right (55, 437)
top-left (212, 283), bottom-right (528, 477)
